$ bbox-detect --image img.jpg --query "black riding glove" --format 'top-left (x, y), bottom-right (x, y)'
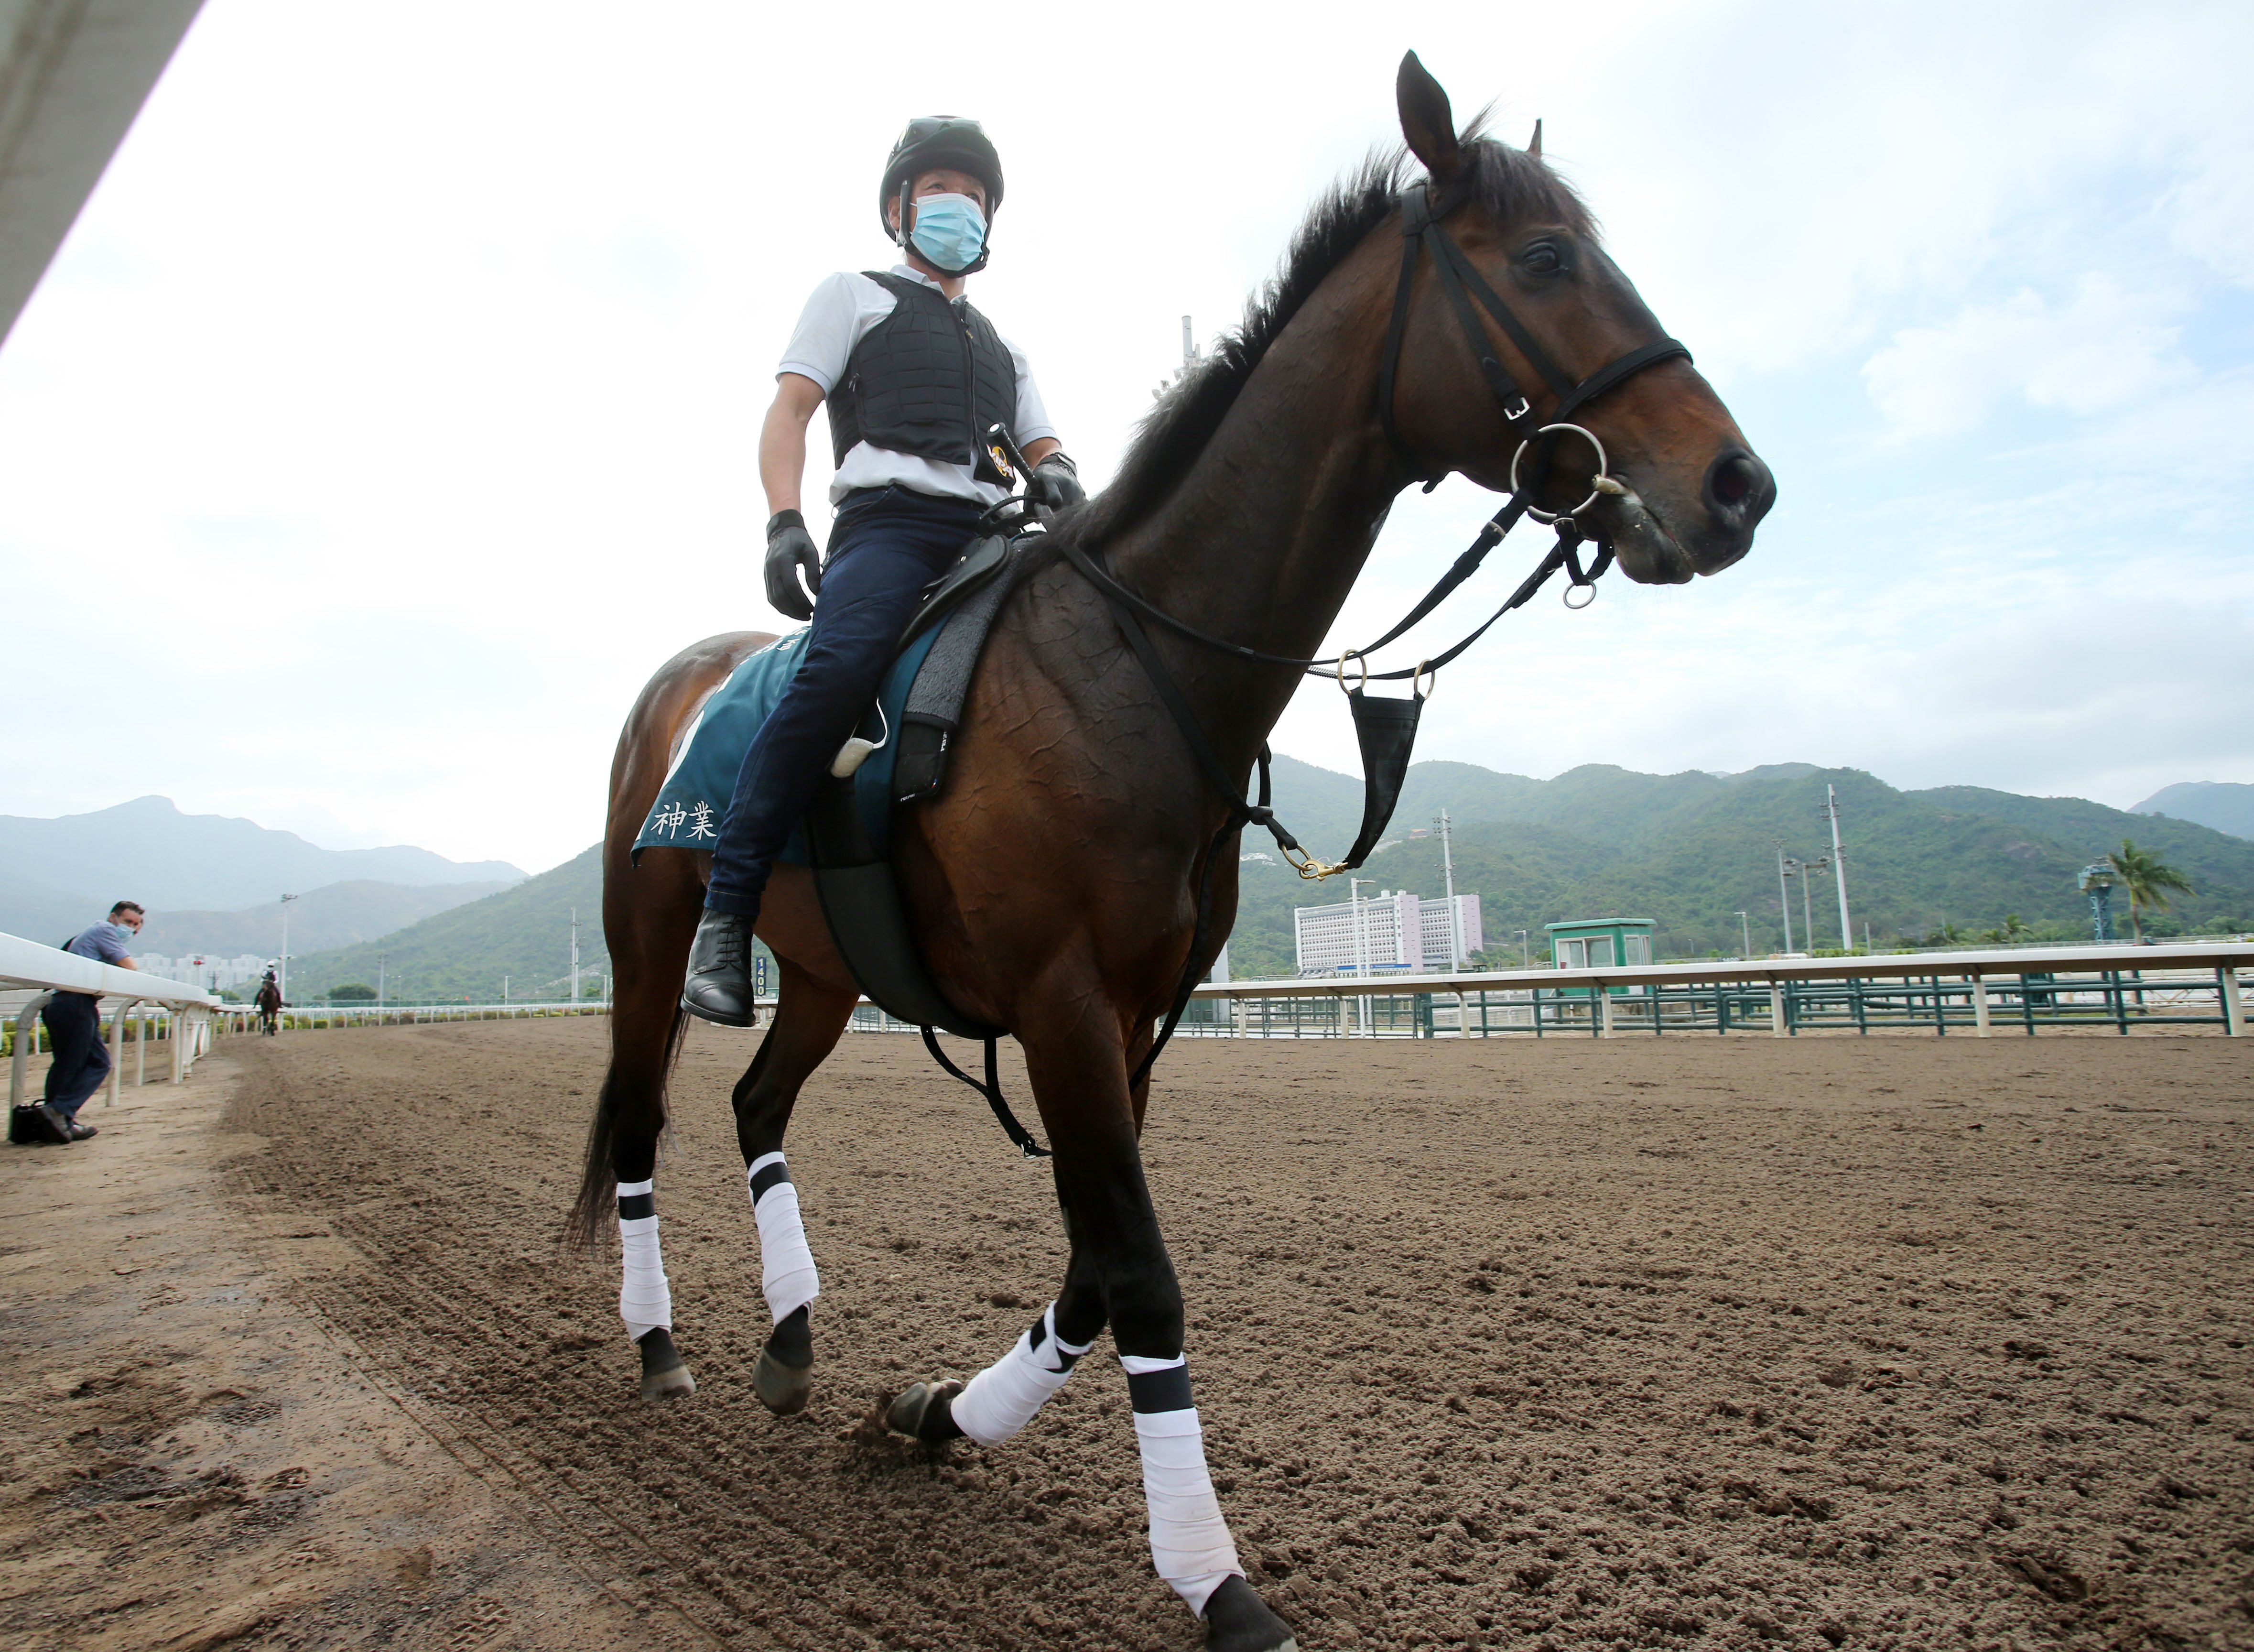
top-left (1024, 452), bottom-right (1086, 512)
top-left (764, 510), bottom-right (821, 621)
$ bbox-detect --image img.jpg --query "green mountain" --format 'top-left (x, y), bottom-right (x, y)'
top-left (282, 761), bottom-right (2254, 1000)
top-left (282, 847), bottom-right (607, 1003)
top-left (1217, 760), bottom-right (2254, 977)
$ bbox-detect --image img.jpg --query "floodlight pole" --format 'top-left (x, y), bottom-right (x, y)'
top-left (1436, 809), bottom-right (1462, 970)
top-left (1774, 845), bottom-right (1795, 954)
top-left (279, 893), bottom-right (299, 1002)
top-left (1514, 929), bottom-right (1529, 969)
top-left (1821, 785), bottom-right (1853, 949)
top-left (1736, 911), bottom-right (1751, 957)
top-left (570, 908), bottom-right (580, 1003)
top-left (377, 951), bottom-right (385, 1009)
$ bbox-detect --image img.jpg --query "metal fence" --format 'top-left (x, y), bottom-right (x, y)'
top-left (1174, 943), bottom-right (2251, 1041)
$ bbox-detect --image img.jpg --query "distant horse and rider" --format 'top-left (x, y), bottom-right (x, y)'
top-left (572, 54), bottom-right (1772, 1651)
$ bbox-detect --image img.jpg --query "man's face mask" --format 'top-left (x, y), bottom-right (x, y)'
top-left (906, 193), bottom-right (986, 274)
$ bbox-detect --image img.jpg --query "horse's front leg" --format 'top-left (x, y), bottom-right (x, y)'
top-left (887, 1011), bottom-right (1296, 1652)
top-left (731, 955), bottom-right (859, 1413)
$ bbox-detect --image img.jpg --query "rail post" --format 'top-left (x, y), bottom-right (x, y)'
top-left (1972, 972), bottom-right (1993, 1037)
top-left (1599, 987), bottom-right (1615, 1038)
top-left (170, 1008), bottom-right (185, 1084)
top-left (10, 991), bottom-right (54, 1107)
top-left (106, 999), bottom-right (134, 1106)
top-left (1768, 980), bottom-right (1786, 1038)
top-left (2221, 966), bottom-right (2245, 1038)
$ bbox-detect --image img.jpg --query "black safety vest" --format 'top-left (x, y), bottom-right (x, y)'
top-left (826, 272), bottom-right (1019, 470)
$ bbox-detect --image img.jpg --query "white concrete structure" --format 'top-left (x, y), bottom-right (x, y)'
top-left (1, 927), bottom-right (219, 1107)
top-left (1294, 890), bottom-right (1481, 974)
top-left (0, 0), bottom-right (206, 345)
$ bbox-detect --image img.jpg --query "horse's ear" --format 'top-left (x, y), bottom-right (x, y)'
top-left (1527, 119), bottom-right (1542, 159)
top-left (1396, 51), bottom-right (1463, 184)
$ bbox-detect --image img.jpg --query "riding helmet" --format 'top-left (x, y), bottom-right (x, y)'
top-left (878, 116), bottom-right (1005, 235)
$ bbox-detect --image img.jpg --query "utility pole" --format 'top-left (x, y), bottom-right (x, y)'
top-left (570, 908), bottom-right (580, 1004)
top-left (1514, 929), bottom-right (1529, 969)
top-left (279, 893), bottom-right (298, 1003)
top-left (1800, 857), bottom-right (1825, 954)
top-left (1774, 845), bottom-right (1795, 954)
top-left (1181, 315), bottom-right (1194, 367)
top-left (1348, 877), bottom-right (1373, 1038)
top-left (1821, 785), bottom-right (1853, 950)
top-left (1435, 809), bottom-right (1462, 970)
top-left (1736, 911), bottom-right (1751, 957)
top-left (377, 951), bottom-right (385, 1009)
top-left (503, 974), bottom-right (509, 1005)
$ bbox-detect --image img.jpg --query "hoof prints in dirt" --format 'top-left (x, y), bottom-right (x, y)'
top-left (226, 1022), bottom-right (2254, 1649)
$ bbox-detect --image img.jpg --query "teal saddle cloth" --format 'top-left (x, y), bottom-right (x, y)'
top-left (632, 625), bottom-right (943, 865)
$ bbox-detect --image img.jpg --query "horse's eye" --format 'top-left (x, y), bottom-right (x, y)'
top-left (1521, 242), bottom-right (1565, 276)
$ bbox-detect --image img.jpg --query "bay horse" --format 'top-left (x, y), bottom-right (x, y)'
top-left (572, 54), bottom-right (1773, 1651)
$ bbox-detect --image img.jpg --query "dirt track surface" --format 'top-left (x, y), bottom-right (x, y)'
top-left (0, 1054), bottom-right (682, 1652)
top-left (8, 1022), bottom-right (2253, 1650)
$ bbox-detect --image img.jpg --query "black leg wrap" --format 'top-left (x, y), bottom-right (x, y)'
top-left (636, 1326), bottom-right (695, 1402)
top-left (766, 1303), bottom-right (812, 1367)
top-left (884, 1378), bottom-right (966, 1443)
top-left (1202, 1577), bottom-right (1297, 1652)
top-left (752, 1304), bottom-right (814, 1417)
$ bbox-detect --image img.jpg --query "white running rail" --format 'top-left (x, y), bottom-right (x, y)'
top-left (0, 930), bottom-right (222, 1108)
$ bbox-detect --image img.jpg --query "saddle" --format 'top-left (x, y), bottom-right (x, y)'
top-left (803, 528), bottom-right (1024, 1042)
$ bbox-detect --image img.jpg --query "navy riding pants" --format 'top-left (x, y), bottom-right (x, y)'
top-left (705, 487), bottom-right (985, 917)
top-left (40, 991), bottom-right (109, 1117)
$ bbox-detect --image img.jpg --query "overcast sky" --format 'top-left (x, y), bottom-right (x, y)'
top-left (3, 0), bottom-right (2249, 873)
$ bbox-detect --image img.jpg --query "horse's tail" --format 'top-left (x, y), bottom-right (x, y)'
top-left (565, 998), bottom-right (692, 1253)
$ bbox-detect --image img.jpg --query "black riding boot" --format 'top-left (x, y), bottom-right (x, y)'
top-left (680, 909), bottom-right (758, 1027)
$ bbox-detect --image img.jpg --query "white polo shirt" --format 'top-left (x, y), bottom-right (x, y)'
top-left (778, 264), bottom-right (1059, 508)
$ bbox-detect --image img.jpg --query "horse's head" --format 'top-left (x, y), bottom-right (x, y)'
top-left (1383, 53), bottom-right (1772, 583)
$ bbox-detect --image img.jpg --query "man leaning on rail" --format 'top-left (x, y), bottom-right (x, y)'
top-left (11, 900), bottom-right (142, 1146)
top-left (679, 115), bottom-right (1083, 1024)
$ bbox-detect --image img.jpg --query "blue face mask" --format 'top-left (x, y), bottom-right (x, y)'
top-left (906, 192), bottom-right (986, 273)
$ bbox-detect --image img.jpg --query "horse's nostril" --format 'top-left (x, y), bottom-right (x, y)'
top-left (1712, 456), bottom-right (1755, 505)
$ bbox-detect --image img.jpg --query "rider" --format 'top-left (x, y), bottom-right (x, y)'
top-left (254, 970), bottom-right (283, 1036)
top-left (681, 117), bottom-right (1084, 1025)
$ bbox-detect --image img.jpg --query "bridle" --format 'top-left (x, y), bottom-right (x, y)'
top-left (1379, 179), bottom-right (1690, 506)
top-left (1023, 177), bottom-right (1695, 1086)
top-left (1049, 178), bottom-right (1693, 696)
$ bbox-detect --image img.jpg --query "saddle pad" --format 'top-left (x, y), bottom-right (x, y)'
top-left (632, 625), bottom-right (943, 866)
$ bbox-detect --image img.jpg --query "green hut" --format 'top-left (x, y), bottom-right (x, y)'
top-left (1545, 917), bottom-right (1656, 997)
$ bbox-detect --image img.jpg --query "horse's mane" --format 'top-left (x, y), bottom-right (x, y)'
top-left (1069, 133), bottom-right (1595, 547)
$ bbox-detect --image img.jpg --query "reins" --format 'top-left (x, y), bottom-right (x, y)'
top-left (937, 177), bottom-right (1697, 1132)
top-left (1070, 180), bottom-right (1691, 1087)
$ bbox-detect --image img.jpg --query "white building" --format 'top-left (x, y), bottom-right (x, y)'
top-left (1294, 890), bottom-right (1482, 975)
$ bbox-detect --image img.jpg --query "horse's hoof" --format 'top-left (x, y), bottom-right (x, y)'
top-left (636, 1327), bottom-right (695, 1402)
top-left (752, 1348), bottom-right (813, 1415)
top-left (885, 1378), bottom-right (965, 1443)
top-left (1203, 1576), bottom-right (1297, 1652)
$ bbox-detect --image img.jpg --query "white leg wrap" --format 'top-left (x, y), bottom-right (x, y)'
top-left (747, 1152), bottom-right (819, 1324)
top-left (950, 1302), bottom-right (1093, 1446)
top-left (616, 1178), bottom-right (672, 1342)
top-left (1122, 1353), bottom-right (1242, 1616)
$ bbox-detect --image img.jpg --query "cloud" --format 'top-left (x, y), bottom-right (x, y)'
top-left (1861, 278), bottom-right (2190, 440)
top-left (1, 0), bottom-right (2250, 869)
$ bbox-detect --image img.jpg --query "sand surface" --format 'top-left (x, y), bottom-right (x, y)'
top-left (5, 1020), bottom-right (2251, 1650)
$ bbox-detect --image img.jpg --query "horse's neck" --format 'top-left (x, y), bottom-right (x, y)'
top-left (1104, 247), bottom-right (1404, 764)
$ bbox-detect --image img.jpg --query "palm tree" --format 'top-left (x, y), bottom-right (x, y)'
top-left (2002, 913), bottom-right (2029, 942)
top-left (2105, 839), bottom-right (2194, 943)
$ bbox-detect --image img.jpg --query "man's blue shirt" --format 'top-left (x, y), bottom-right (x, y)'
top-left (65, 921), bottom-right (134, 966)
